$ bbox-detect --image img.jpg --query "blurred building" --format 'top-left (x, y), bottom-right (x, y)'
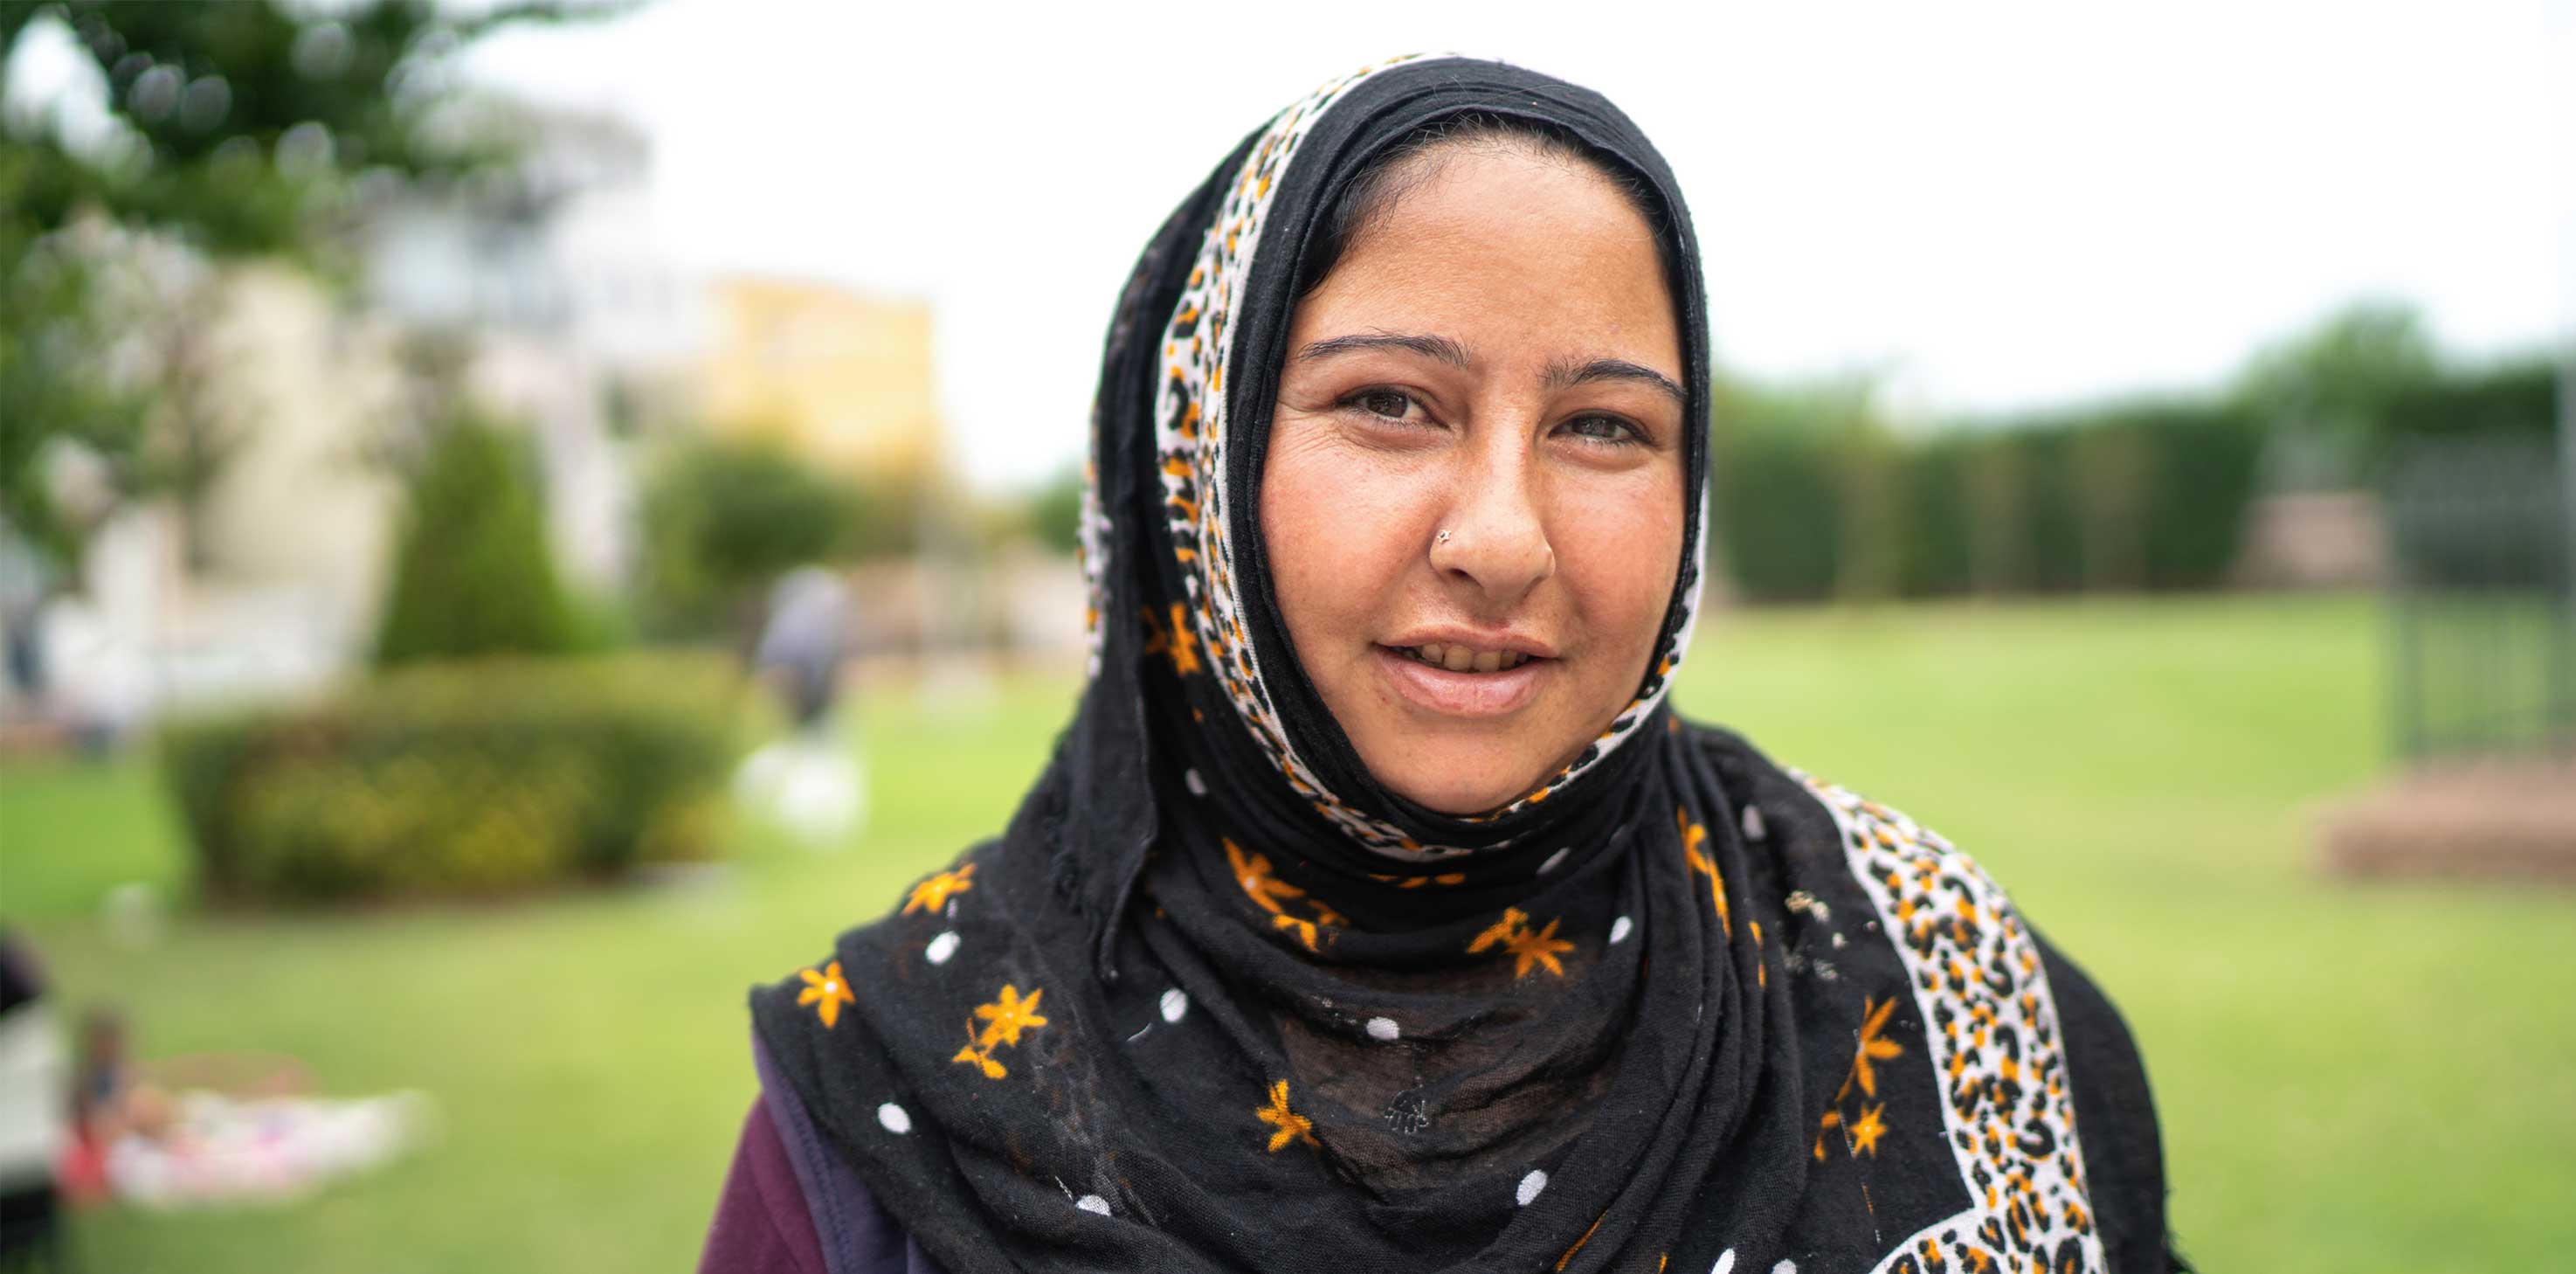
top-left (362, 105), bottom-right (704, 591)
top-left (4, 106), bottom-right (707, 733)
top-left (366, 107), bottom-right (700, 369)
top-left (698, 278), bottom-right (945, 481)
top-left (10, 249), bottom-right (411, 734)
top-left (3, 102), bottom-right (990, 737)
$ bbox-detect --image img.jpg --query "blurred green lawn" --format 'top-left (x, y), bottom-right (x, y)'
top-left (3, 594), bottom-right (2567, 1271)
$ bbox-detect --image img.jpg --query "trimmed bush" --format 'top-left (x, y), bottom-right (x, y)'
top-left (160, 654), bottom-right (756, 902)
top-left (375, 416), bottom-right (584, 668)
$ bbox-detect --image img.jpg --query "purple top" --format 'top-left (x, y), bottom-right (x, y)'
top-left (697, 1035), bottom-right (945, 1274)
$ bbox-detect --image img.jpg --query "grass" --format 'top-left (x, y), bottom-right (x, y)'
top-left (2, 593), bottom-right (2566, 1271)
top-left (0, 750), bottom-right (195, 919)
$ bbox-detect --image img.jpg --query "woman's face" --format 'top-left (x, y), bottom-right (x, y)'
top-left (1262, 142), bottom-right (1688, 816)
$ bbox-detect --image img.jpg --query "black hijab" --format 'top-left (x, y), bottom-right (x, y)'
top-left (753, 56), bottom-right (2169, 1274)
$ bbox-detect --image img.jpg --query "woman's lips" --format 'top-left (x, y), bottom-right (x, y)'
top-left (1373, 643), bottom-right (1550, 717)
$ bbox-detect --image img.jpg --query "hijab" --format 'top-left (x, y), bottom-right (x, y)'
top-left (753, 56), bottom-right (2152, 1274)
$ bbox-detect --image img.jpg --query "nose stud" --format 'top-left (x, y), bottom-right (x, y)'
top-left (1435, 530), bottom-right (1453, 545)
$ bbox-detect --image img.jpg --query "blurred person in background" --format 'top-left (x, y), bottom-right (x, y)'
top-left (59, 1007), bottom-right (131, 1207)
top-left (52, 1006), bottom-right (429, 1210)
top-left (704, 57), bottom-right (2175, 1274)
top-left (734, 565), bottom-right (868, 848)
top-left (754, 567), bottom-right (858, 735)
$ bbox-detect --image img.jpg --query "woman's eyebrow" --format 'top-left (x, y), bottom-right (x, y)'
top-left (1293, 332), bottom-right (1473, 367)
top-left (1546, 357), bottom-right (1687, 405)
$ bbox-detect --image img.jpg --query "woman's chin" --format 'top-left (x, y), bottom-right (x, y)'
top-left (1369, 753), bottom-right (1550, 817)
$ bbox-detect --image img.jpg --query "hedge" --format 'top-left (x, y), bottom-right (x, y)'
top-left (161, 654), bottom-right (756, 902)
top-left (1710, 429), bottom-right (1844, 602)
top-left (1713, 399), bottom-right (2268, 602)
top-left (2381, 357), bottom-right (2558, 445)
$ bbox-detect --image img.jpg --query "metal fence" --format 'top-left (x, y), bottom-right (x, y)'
top-left (2385, 436), bottom-right (2575, 761)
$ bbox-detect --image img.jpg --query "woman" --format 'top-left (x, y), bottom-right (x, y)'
top-left (703, 55), bottom-right (2176, 1274)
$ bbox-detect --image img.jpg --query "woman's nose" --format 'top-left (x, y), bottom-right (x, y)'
top-left (1428, 452), bottom-right (1554, 608)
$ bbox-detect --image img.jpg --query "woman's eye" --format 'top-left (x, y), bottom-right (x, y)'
top-left (1350, 389), bottom-right (1420, 421)
top-left (1561, 414), bottom-right (1640, 446)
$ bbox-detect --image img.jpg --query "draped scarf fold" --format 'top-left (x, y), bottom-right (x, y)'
top-left (753, 56), bottom-right (2132, 1274)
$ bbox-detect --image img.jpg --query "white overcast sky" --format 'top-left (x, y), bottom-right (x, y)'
top-left (114, 2), bottom-right (2576, 487)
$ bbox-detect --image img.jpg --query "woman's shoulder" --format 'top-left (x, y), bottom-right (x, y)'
top-left (697, 1035), bottom-right (951, 1274)
top-left (1685, 718), bottom-right (2124, 1027)
top-left (766, 836), bottom-right (1011, 983)
top-left (746, 831), bottom-right (1063, 1133)
top-left (700, 1092), bottom-right (830, 1274)
top-left (1686, 719), bottom-right (2179, 1271)
top-left (1683, 719), bottom-right (2016, 906)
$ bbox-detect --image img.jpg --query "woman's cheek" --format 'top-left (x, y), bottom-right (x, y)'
top-left (1262, 426), bottom-right (1418, 668)
top-left (1551, 468), bottom-right (1684, 666)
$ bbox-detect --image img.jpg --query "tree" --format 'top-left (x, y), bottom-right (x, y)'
top-left (0, 0), bottom-right (600, 578)
top-left (1025, 466), bottom-right (1086, 556)
top-left (0, 1), bottom-right (594, 250)
top-left (639, 436), bottom-right (860, 637)
top-left (374, 412), bottom-right (581, 667)
top-left (0, 217), bottom-right (147, 572)
top-left (2233, 299), bottom-right (2444, 484)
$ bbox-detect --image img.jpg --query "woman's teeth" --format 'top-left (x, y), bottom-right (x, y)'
top-left (1402, 643), bottom-right (1530, 673)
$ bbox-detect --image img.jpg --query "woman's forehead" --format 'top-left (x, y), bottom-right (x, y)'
top-left (1286, 149), bottom-right (1682, 378)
